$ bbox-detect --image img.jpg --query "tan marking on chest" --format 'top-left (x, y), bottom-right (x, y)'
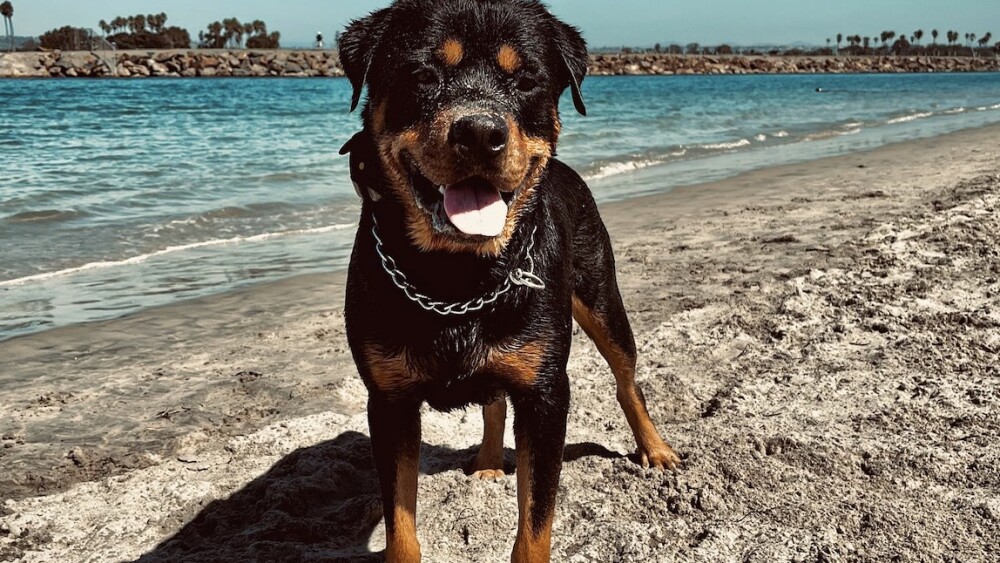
top-left (363, 343), bottom-right (422, 393)
top-left (487, 341), bottom-right (547, 387)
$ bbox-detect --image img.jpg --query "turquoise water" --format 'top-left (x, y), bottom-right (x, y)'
top-left (2, 74), bottom-right (1000, 339)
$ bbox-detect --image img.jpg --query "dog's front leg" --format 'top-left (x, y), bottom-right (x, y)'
top-left (369, 394), bottom-right (422, 563)
top-left (509, 374), bottom-right (570, 563)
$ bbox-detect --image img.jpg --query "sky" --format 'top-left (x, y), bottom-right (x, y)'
top-left (9, 0), bottom-right (1000, 48)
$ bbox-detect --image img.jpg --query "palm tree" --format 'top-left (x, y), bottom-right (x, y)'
top-left (880, 30), bottom-right (896, 49)
top-left (931, 29), bottom-right (939, 45)
top-left (222, 17), bottom-right (242, 48)
top-left (1, 1), bottom-right (13, 52)
top-left (913, 29), bottom-right (923, 46)
top-left (208, 21), bottom-right (224, 48)
top-left (979, 32), bottom-right (992, 49)
top-left (98, 19), bottom-right (110, 37)
top-left (836, 33), bottom-right (843, 52)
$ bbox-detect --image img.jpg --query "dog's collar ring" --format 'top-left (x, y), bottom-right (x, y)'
top-left (371, 218), bottom-right (545, 316)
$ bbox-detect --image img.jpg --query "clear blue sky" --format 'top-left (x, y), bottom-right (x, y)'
top-left (11, 0), bottom-right (1000, 48)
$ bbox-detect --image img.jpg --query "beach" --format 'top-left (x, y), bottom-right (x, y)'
top-left (2, 121), bottom-right (999, 561)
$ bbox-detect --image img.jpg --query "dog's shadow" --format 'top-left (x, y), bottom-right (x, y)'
top-left (132, 431), bottom-right (621, 562)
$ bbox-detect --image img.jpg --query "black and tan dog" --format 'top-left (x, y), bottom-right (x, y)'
top-left (338, 1), bottom-right (680, 561)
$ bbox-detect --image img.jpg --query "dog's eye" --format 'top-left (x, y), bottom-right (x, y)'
top-left (413, 68), bottom-right (439, 87)
top-left (516, 75), bottom-right (538, 93)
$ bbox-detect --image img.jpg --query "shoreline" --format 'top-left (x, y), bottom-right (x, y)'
top-left (4, 120), bottom-right (1000, 347)
top-left (2, 121), bottom-right (1000, 561)
top-left (3, 50), bottom-right (1000, 78)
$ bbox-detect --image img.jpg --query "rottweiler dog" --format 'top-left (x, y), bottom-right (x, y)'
top-left (338, 1), bottom-right (680, 561)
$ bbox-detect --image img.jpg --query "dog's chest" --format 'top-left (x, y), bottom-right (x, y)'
top-left (392, 322), bottom-right (543, 407)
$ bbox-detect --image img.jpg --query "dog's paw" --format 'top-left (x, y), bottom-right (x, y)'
top-left (639, 443), bottom-right (682, 471)
top-left (470, 469), bottom-right (506, 480)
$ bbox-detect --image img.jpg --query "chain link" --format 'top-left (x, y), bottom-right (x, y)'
top-left (371, 218), bottom-right (544, 316)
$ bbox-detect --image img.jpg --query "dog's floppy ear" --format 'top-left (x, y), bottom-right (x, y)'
top-left (338, 8), bottom-right (391, 112)
top-left (553, 20), bottom-right (588, 116)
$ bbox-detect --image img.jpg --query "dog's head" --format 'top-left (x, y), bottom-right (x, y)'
top-left (340, 0), bottom-right (587, 256)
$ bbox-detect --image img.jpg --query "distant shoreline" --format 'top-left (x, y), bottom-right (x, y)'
top-left (2, 50), bottom-right (999, 78)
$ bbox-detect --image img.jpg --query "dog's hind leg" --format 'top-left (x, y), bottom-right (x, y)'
top-left (469, 397), bottom-right (507, 479)
top-left (572, 290), bottom-right (681, 470)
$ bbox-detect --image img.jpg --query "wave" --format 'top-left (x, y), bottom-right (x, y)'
top-left (584, 150), bottom-right (688, 181)
top-left (887, 112), bottom-right (934, 125)
top-left (4, 209), bottom-right (83, 224)
top-left (585, 160), bottom-right (658, 180)
top-left (773, 131), bottom-right (790, 138)
top-left (700, 139), bottom-right (751, 150)
top-left (804, 128), bottom-right (861, 141)
top-left (146, 202), bottom-right (303, 234)
top-left (0, 223), bottom-right (355, 288)
top-left (943, 107), bottom-right (967, 115)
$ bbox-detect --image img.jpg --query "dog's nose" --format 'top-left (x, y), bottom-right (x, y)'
top-left (449, 114), bottom-right (509, 161)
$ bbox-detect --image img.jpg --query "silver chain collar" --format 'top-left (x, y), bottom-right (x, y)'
top-left (371, 218), bottom-right (546, 316)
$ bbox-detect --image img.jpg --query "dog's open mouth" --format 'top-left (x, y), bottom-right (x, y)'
top-left (404, 156), bottom-right (520, 239)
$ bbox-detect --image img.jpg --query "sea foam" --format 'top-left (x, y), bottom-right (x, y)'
top-left (887, 112), bottom-right (934, 124)
top-left (0, 224), bottom-right (355, 288)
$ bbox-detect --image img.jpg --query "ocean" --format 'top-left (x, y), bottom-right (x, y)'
top-left (2, 73), bottom-right (1000, 340)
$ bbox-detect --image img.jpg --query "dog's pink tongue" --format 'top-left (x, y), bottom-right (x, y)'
top-left (443, 180), bottom-right (507, 237)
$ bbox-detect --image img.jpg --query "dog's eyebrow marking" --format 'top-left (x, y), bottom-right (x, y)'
top-left (439, 39), bottom-right (464, 67)
top-left (497, 44), bottom-right (522, 73)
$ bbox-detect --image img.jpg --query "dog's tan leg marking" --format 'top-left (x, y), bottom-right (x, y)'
top-left (571, 296), bottom-right (681, 470)
top-left (470, 398), bottom-right (507, 479)
top-left (385, 444), bottom-right (421, 563)
top-left (511, 445), bottom-right (554, 563)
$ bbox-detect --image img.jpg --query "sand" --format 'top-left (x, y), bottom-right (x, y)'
top-left (2, 124), bottom-right (1000, 562)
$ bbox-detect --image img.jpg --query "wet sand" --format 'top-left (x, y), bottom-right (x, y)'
top-left (2, 123), bottom-right (1000, 561)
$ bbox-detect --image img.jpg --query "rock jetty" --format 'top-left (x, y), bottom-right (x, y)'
top-left (588, 53), bottom-right (1000, 75)
top-left (0, 50), bottom-right (345, 78)
top-left (2, 50), bottom-right (999, 78)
